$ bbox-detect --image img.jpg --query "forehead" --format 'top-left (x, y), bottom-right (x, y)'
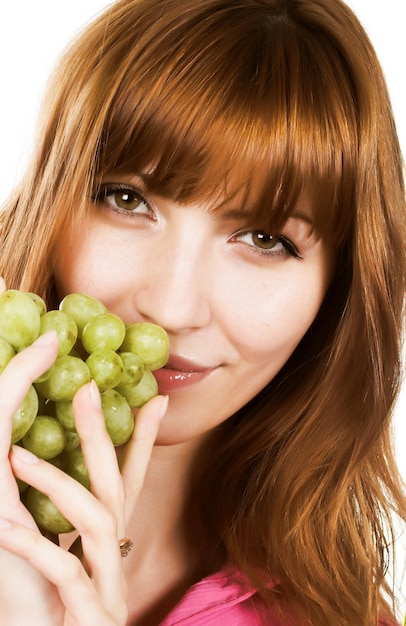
top-left (92, 6), bottom-right (357, 246)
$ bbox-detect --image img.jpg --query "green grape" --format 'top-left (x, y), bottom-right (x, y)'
top-left (11, 385), bottom-right (39, 444)
top-left (55, 400), bottom-right (76, 432)
top-left (22, 415), bottom-right (66, 460)
top-left (100, 389), bottom-right (134, 446)
top-left (82, 313), bottom-right (126, 353)
top-left (34, 367), bottom-right (53, 384)
top-left (39, 310), bottom-right (78, 357)
top-left (48, 451), bottom-right (69, 471)
top-left (66, 447), bottom-right (90, 489)
top-left (0, 337), bottom-right (15, 374)
top-left (86, 348), bottom-right (123, 391)
top-left (120, 323), bottom-right (169, 370)
top-left (25, 487), bottom-right (74, 534)
top-left (64, 431), bottom-right (80, 451)
top-left (59, 293), bottom-right (107, 336)
top-left (119, 351), bottom-right (144, 387)
top-left (0, 288), bottom-right (169, 533)
top-left (0, 290), bottom-right (41, 351)
top-left (25, 292), bottom-right (47, 316)
top-left (35, 355), bottom-right (91, 401)
top-left (116, 368), bottom-right (158, 408)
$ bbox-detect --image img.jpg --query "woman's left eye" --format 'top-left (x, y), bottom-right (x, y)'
top-left (92, 184), bottom-right (154, 217)
top-left (232, 230), bottom-right (302, 259)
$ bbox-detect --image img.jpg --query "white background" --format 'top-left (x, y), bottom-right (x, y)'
top-left (0, 0), bottom-right (405, 612)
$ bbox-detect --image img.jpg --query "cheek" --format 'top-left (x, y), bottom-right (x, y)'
top-left (54, 233), bottom-right (101, 299)
top-left (54, 239), bottom-right (92, 297)
top-left (54, 251), bottom-right (77, 299)
top-left (54, 225), bottom-right (122, 300)
top-left (224, 269), bottom-right (327, 363)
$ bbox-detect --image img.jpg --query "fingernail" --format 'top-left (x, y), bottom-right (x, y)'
top-left (0, 518), bottom-right (13, 530)
top-left (89, 380), bottom-right (102, 409)
top-left (158, 395), bottom-right (169, 420)
top-left (11, 445), bottom-right (40, 464)
top-left (32, 330), bottom-right (57, 347)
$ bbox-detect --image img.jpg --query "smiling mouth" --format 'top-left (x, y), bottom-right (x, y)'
top-left (153, 355), bottom-right (215, 393)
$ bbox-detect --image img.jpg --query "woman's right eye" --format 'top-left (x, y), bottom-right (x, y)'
top-left (92, 184), bottom-right (155, 218)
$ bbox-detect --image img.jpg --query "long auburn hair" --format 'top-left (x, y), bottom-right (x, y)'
top-left (1, 0), bottom-right (405, 623)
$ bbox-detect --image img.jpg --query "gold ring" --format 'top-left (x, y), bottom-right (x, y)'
top-left (119, 537), bottom-right (134, 557)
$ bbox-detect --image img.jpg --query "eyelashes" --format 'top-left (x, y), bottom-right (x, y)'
top-left (92, 183), bottom-right (303, 260)
top-left (231, 230), bottom-right (302, 259)
top-left (92, 183), bottom-right (155, 218)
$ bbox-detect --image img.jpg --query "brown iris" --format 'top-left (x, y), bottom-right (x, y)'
top-left (114, 190), bottom-right (141, 211)
top-left (252, 230), bottom-right (278, 249)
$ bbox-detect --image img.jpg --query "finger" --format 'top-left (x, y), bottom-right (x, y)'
top-left (118, 394), bottom-right (168, 521)
top-left (0, 453), bottom-right (38, 530)
top-left (0, 277), bottom-right (6, 293)
top-left (0, 541), bottom-right (63, 626)
top-left (0, 331), bottom-right (58, 457)
top-left (72, 382), bottom-right (125, 532)
top-left (10, 445), bottom-right (125, 613)
top-left (0, 332), bottom-right (58, 527)
top-left (0, 519), bottom-right (126, 626)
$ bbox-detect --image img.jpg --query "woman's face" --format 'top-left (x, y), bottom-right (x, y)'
top-left (54, 177), bottom-right (335, 445)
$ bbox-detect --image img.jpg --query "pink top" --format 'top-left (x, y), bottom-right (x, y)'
top-left (159, 566), bottom-right (400, 625)
top-left (160, 566), bottom-right (277, 625)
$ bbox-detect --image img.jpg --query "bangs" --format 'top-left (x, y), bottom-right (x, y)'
top-left (94, 0), bottom-right (360, 242)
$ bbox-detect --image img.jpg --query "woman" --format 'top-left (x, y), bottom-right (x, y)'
top-left (0, 0), bottom-right (404, 624)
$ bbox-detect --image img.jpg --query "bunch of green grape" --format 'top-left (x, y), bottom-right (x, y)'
top-left (0, 289), bottom-right (168, 533)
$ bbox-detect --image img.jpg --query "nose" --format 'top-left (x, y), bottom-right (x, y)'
top-left (133, 222), bottom-right (212, 333)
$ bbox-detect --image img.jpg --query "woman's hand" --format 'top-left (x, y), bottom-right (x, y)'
top-left (0, 302), bottom-right (167, 624)
top-left (0, 329), bottom-right (63, 624)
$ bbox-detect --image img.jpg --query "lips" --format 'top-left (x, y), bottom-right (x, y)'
top-left (153, 354), bottom-right (215, 393)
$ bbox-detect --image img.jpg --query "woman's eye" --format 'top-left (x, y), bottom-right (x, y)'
top-left (233, 229), bottom-right (302, 259)
top-left (92, 184), bottom-right (154, 217)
